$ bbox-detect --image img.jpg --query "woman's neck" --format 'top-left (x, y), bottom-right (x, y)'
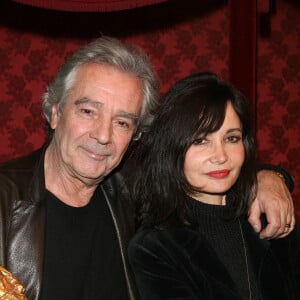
top-left (189, 193), bottom-right (226, 205)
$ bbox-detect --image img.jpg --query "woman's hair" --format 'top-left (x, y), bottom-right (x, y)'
top-left (131, 72), bottom-right (257, 229)
top-left (42, 36), bottom-right (158, 139)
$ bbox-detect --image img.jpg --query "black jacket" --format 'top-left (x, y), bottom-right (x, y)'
top-left (0, 146), bottom-right (138, 300)
top-left (129, 219), bottom-right (300, 299)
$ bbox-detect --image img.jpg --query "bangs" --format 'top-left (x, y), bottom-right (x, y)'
top-left (159, 74), bottom-right (236, 151)
top-left (188, 95), bottom-right (229, 144)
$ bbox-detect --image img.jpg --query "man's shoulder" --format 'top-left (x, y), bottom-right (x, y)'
top-left (0, 148), bottom-right (43, 171)
top-left (0, 147), bottom-right (45, 196)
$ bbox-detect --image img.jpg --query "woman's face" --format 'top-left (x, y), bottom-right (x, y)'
top-left (183, 102), bottom-right (245, 203)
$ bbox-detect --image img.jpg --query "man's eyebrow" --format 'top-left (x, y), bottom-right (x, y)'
top-left (74, 98), bottom-right (103, 107)
top-left (117, 111), bottom-right (139, 122)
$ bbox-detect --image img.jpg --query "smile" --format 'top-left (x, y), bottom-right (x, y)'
top-left (82, 147), bottom-right (111, 161)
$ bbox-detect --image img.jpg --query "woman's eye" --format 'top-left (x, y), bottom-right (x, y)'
top-left (192, 137), bottom-right (207, 145)
top-left (227, 136), bottom-right (242, 143)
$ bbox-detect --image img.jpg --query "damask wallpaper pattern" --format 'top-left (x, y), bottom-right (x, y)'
top-left (0, 0), bottom-right (299, 218)
top-left (256, 0), bottom-right (300, 220)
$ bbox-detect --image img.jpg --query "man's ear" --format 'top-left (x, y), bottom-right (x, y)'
top-left (50, 104), bottom-right (59, 130)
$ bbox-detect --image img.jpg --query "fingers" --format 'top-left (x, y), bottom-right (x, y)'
top-left (247, 198), bottom-right (262, 233)
top-left (275, 190), bottom-right (295, 238)
top-left (259, 212), bottom-right (295, 239)
top-left (277, 213), bottom-right (296, 238)
top-left (259, 216), bottom-right (282, 239)
top-left (254, 169), bottom-right (295, 239)
top-left (258, 189), bottom-right (295, 239)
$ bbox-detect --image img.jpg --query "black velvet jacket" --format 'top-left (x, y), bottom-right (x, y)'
top-left (0, 146), bottom-right (138, 300)
top-left (129, 219), bottom-right (300, 299)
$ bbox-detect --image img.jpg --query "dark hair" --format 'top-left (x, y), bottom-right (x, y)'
top-left (131, 72), bottom-right (257, 229)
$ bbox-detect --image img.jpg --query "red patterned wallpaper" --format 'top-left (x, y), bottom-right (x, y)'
top-left (256, 0), bottom-right (300, 219)
top-left (0, 0), bottom-right (299, 218)
top-left (0, 0), bottom-right (229, 160)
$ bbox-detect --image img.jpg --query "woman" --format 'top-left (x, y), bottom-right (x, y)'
top-left (128, 73), bottom-right (300, 299)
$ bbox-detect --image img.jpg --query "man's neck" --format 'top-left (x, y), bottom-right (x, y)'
top-left (44, 146), bottom-right (99, 207)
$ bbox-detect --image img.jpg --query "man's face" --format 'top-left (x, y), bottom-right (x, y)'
top-left (50, 63), bottom-right (143, 185)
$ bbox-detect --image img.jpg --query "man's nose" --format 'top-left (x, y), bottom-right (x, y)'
top-left (90, 119), bottom-right (112, 145)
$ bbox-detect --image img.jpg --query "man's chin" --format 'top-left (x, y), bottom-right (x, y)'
top-left (73, 168), bottom-right (107, 184)
top-left (73, 159), bottom-right (120, 183)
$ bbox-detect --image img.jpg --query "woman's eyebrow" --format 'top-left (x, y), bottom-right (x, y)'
top-left (227, 128), bottom-right (242, 133)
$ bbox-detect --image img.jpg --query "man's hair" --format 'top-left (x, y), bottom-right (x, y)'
top-left (131, 72), bottom-right (257, 229)
top-left (42, 36), bottom-right (158, 138)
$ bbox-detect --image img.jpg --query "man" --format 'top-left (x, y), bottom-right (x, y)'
top-left (0, 36), bottom-right (295, 299)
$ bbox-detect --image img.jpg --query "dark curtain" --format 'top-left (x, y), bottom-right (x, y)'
top-left (229, 0), bottom-right (257, 105)
top-left (229, 0), bottom-right (270, 105)
top-left (12, 0), bottom-right (168, 12)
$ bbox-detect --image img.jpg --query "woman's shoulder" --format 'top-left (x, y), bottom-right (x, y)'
top-left (271, 223), bottom-right (300, 249)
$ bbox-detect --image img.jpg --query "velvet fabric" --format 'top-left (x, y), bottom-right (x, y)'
top-left (128, 220), bottom-right (300, 299)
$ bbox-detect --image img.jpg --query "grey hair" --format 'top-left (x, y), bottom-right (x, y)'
top-left (42, 36), bottom-right (159, 139)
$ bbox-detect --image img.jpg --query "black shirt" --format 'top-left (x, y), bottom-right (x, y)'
top-left (187, 195), bottom-right (262, 300)
top-left (41, 187), bottom-right (129, 300)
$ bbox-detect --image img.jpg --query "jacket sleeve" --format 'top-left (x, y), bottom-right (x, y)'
top-left (128, 232), bottom-right (201, 300)
top-left (0, 174), bottom-right (15, 266)
top-left (291, 224), bottom-right (300, 293)
top-left (257, 164), bottom-right (294, 191)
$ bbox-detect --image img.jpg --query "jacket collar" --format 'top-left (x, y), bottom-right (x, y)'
top-left (101, 172), bottom-right (138, 299)
top-left (7, 146), bottom-right (46, 300)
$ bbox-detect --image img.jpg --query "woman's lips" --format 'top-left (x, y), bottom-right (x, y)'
top-left (206, 169), bottom-right (230, 179)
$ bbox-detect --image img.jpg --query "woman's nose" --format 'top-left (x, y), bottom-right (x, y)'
top-left (210, 144), bottom-right (228, 164)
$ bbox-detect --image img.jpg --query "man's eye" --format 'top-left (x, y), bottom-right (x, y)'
top-left (117, 120), bottom-right (130, 128)
top-left (81, 108), bottom-right (92, 114)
